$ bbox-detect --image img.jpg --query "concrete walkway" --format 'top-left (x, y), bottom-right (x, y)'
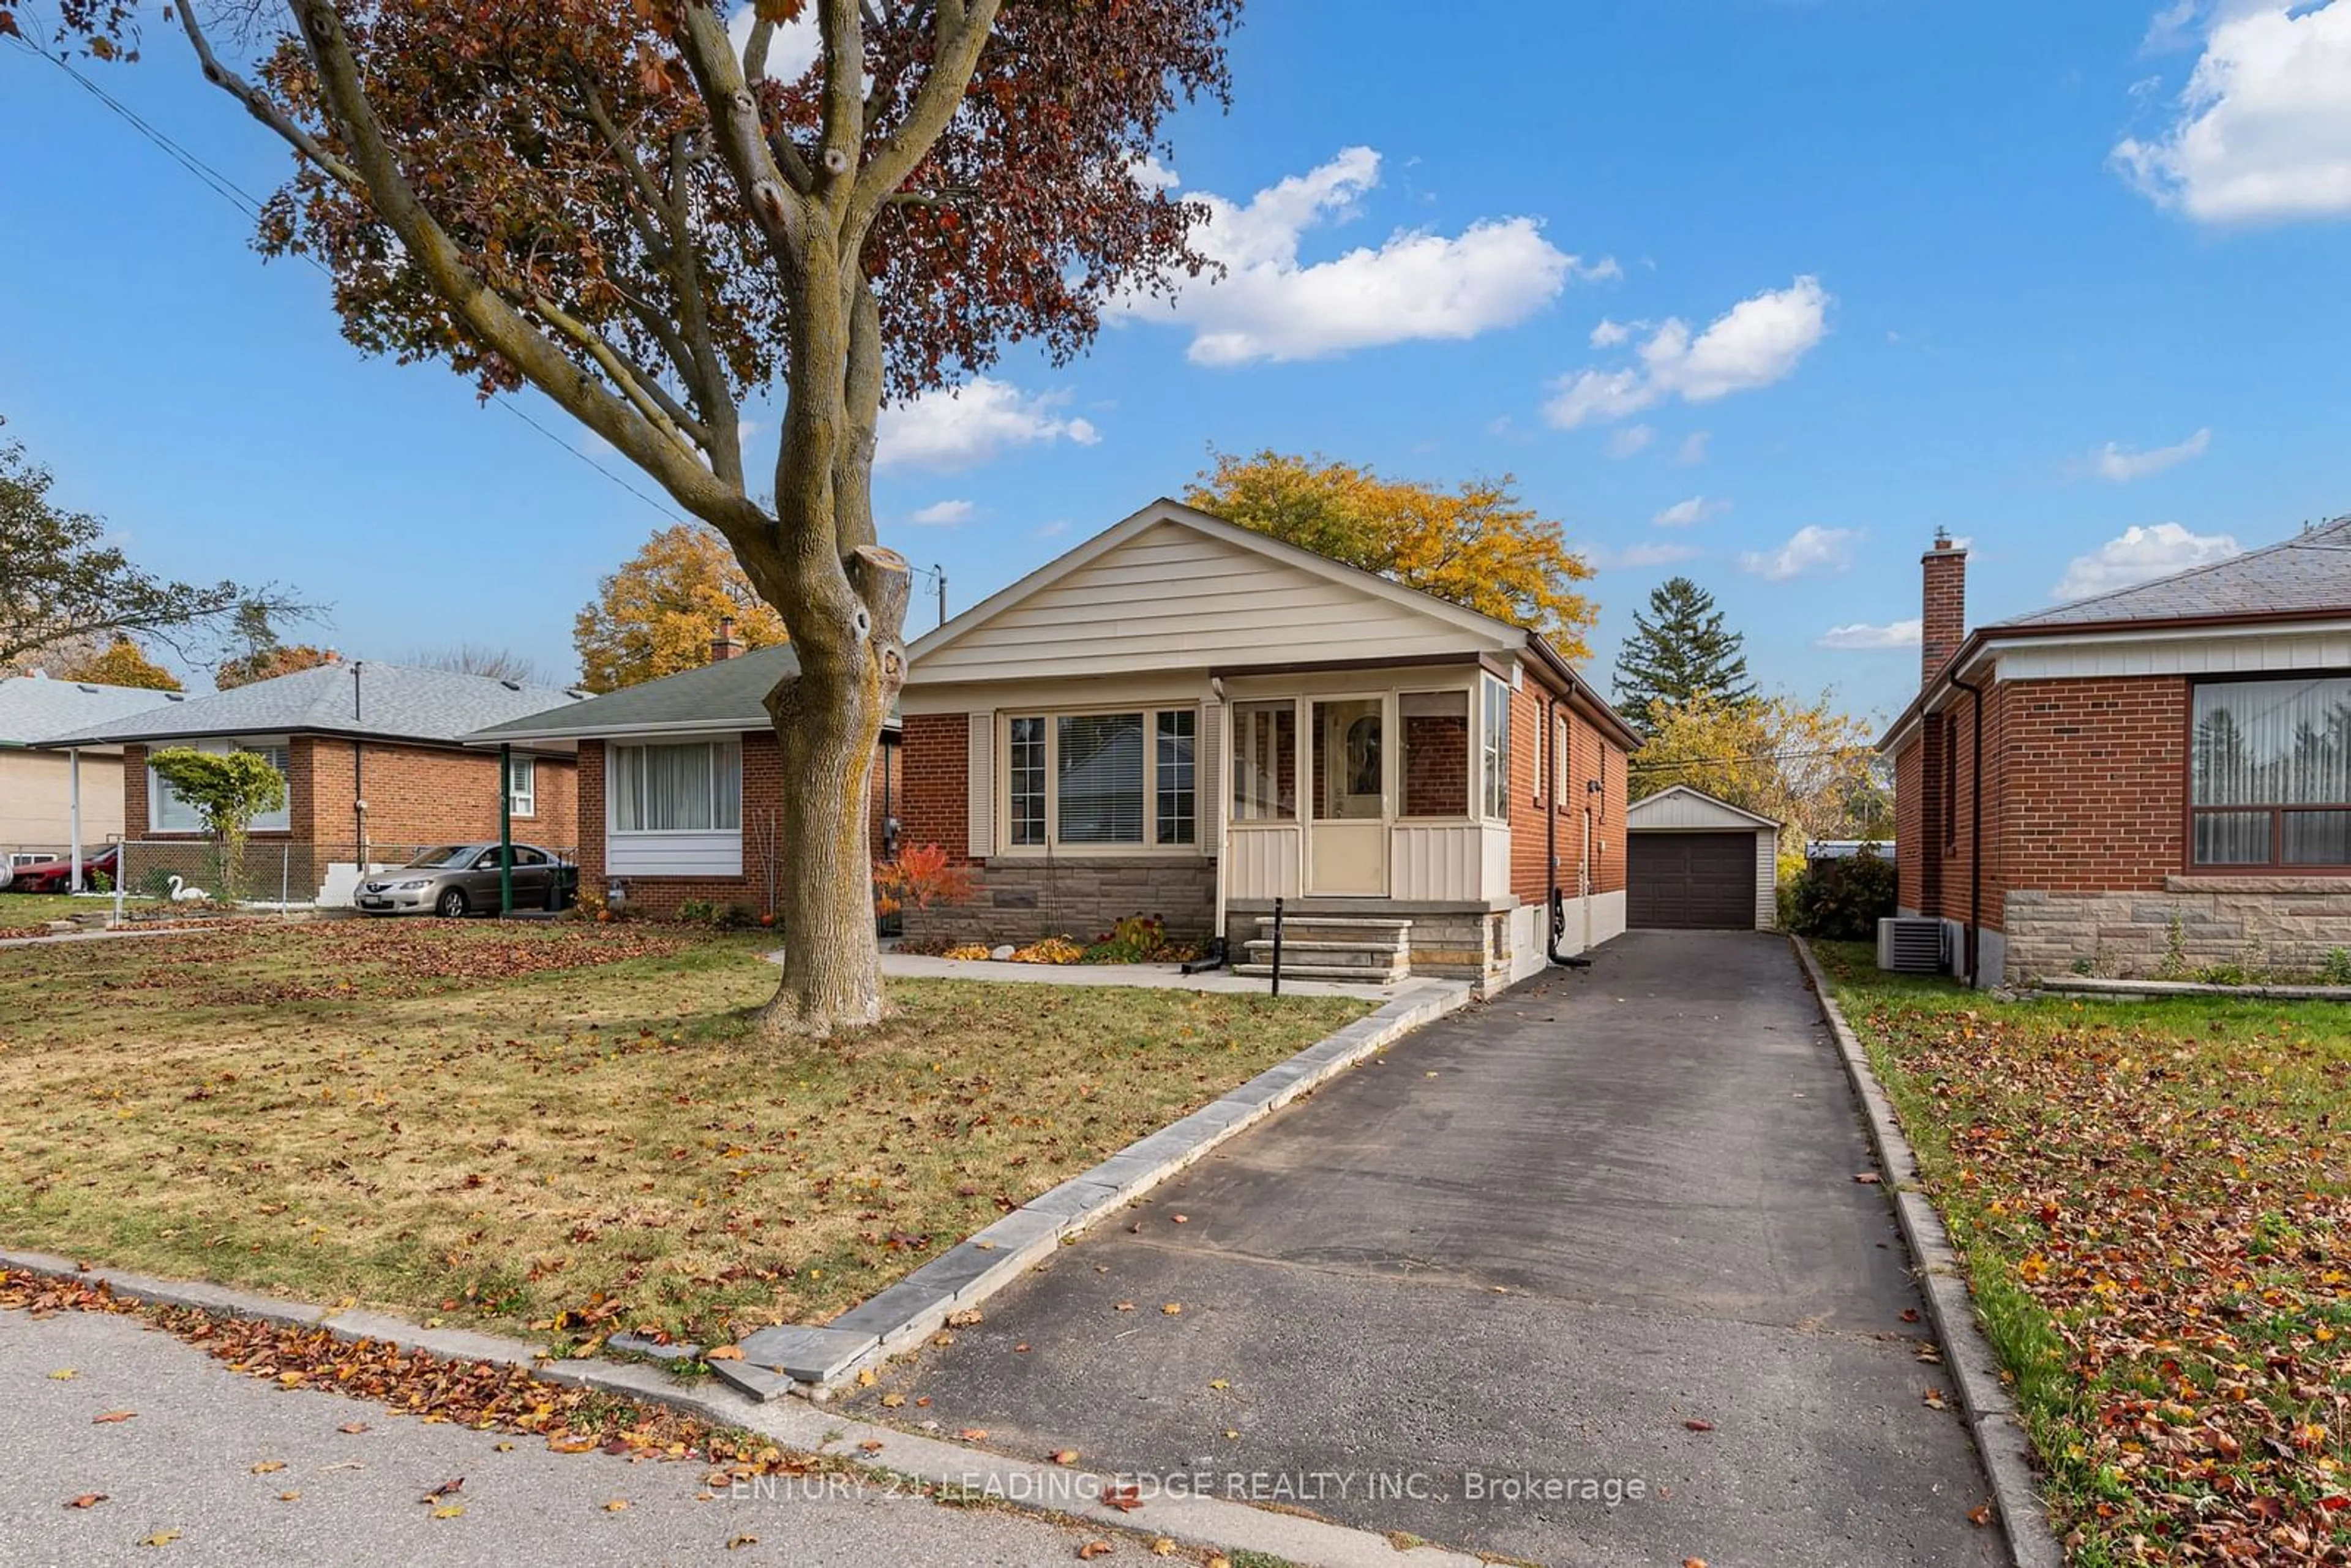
top-left (880, 949), bottom-right (1398, 998)
top-left (850, 932), bottom-right (2006, 1568)
top-left (0, 1306), bottom-right (1164, 1567)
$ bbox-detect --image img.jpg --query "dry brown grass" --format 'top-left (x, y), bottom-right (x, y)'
top-left (0, 920), bottom-right (1367, 1347)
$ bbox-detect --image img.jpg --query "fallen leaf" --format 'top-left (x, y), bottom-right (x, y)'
top-left (1171, 1214), bottom-right (1189, 1225)
top-left (1967, 1502), bottom-right (1995, 1527)
top-left (914, 1397), bottom-right (931, 1408)
top-left (858, 1440), bottom-right (885, 1454)
top-left (603, 1500), bottom-right (630, 1513)
top-left (64, 1494), bottom-right (107, 1509)
top-left (1207, 1556), bottom-right (1232, 1568)
top-left (493, 1442), bottom-right (516, 1453)
top-left (1684, 1419), bottom-right (1715, 1432)
top-left (250, 1461), bottom-right (286, 1475)
top-left (1051, 1449), bottom-right (1080, 1465)
top-left (947, 1308), bottom-right (984, 1328)
top-left (1899, 1307), bottom-right (1921, 1323)
top-left (431, 1504), bottom-right (464, 1520)
top-left (955, 1428), bottom-right (989, 1442)
top-left (48, 1369), bottom-right (77, 1381)
top-left (1079, 1544), bottom-right (1114, 1561)
top-left (1853, 1172), bottom-right (1881, 1185)
top-left (1104, 1483), bottom-right (1144, 1512)
top-left (1150, 1540), bottom-right (1176, 1558)
top-left (92, 1411), bottom-right (136, 1425)
top-left (1160, 1303), bottom-right (1182, 1316)
top-left (1113, 1302), bottom-right (1135, 1313)
top-left (1014, 1342), bottom-right (1030, 1354)
top-left (880, 1393), bottom-right (907, 1408)
top-left (337, 1422), bottom-right (370, 1435)
top-left (420, 1478), bottom-right (465, 1502)
top-left (278, 1491), bottom-right (300, 1502)
top-left (929, 1332), bottom-right (956, 1348)
top-left (726, 1537), bottom-right (758, 1551)
top-left (1208, 1378), bottom-right (1229, 1390)
top-left (705, 1346), bottom-right (744, 1362)
top-left (1682, 1559), bottom-right (1708, 1568)
top-left (855, 1367), bottom-right (878, 1388)
top-left (1922, 1389), bottom-right (1948, 1410)
top-left (138, 1531), bottom-right (180, 1547)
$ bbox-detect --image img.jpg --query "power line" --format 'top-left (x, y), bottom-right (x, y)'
top-left (1628, 745), bottom-right (1881, 773)
top-left (12, 36), bottom-right (693, 528)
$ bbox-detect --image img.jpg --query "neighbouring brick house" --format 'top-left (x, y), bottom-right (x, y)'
top-left (42, 661), bottom-right (583, 904)
top-left (466, 638), bottom-right (902, 920)
top-left (0, 673), bottom-right (184, 871)
top-left (897, 498), bottom-right (1639, 990)
top-left (1884, 514), bottom-right (2351, 985)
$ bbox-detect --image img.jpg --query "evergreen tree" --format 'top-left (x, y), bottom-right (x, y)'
top-left (1612, 576), bottom-right (1756, 732)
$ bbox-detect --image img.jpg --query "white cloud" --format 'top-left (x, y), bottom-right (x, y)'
top-left (907, 499), bottom-right (975, 527)
top-left (876, 377), bottom-right (1100, 472)
top-left (2053, 522), bottom-right (2241, 599)
top-left (2113, 1), bottom-right (2351, 223)
top-left (1653, 495), bottom-right (1730, 528)
top-left (1675, 431), bottom-right (1712, 467)
top-left (1741, 525), bottom-right (1861, 580)
top-left (1032, 519), bottom-right (1071, 540)
top-left (1124, 147), bottom-right (1596, 365)
top-left (1583, 540), bottom-right (1701, 572)
top-left (1818, 618), bottom-right (1922, 650)
top-left (1589, 318), bottom-right (1633, 348)
top-left (1605, 424), bottom-right (1655, 459)
top-left (1543, 277), bottom-right (1832, 428)
top-left (2087, 426), bottom-right (2211, 481)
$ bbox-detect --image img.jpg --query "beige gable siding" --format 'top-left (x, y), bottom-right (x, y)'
top-left (1626, 790), bottom-right (1774, 831)
top-left (913, 522), bottom-right (1505, 682)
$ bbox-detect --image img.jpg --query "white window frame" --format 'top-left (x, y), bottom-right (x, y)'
top-left (1479, 675), bottom-right (1512, 822)
top-left (507, 754), bottom-right (538, 819)
top-left (607, 738), bottom-right (742, 835)
top-left (149, 737), bottom-right (291, 835)
top-left (997, 704), bottom-right (1202, 856)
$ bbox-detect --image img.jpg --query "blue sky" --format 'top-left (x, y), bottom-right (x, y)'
top-left (3, 1), bottom-right (2348, 722)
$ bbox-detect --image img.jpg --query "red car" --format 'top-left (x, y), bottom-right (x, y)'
top-left (5, 844), bottom-right (120, 895)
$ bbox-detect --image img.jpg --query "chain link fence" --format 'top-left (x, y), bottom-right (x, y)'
top-left (112, 840), bottom-right (578, 915)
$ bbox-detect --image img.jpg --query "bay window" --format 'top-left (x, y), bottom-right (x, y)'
top-left (2191, 678), bottom-right (2351, 868)
top-left (1000, 707), bottom-right (1199, 849)
top-left (611, 740), bottom-right (740, 833)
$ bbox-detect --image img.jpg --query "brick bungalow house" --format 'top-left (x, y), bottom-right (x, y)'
top-left (42, 660), bottom-right (583, 903)
top-left (1884, 514), bottom-right (2351, 985)
top-left (896, 498), bottom-right (1640, 989)
top-left (0, 673), bottom-right (184, 871)
top-left (465, 634), bottom-right (902, 920)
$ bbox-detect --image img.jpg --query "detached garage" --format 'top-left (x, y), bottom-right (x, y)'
top-left (1626, 786), bottom-right (1779, 931)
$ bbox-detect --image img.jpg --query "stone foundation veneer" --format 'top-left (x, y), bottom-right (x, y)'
top-left (2005, 877), bottom-right (2351, 980)
top-left (901, 856), bottom-right (1217, 947)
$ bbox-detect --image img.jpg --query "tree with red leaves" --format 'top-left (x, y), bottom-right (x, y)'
top-left (4, 0), bottom-right (1237, 1036)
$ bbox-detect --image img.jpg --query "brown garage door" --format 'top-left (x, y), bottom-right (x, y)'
top-left (1628, 832), bottom-right (1756, 929)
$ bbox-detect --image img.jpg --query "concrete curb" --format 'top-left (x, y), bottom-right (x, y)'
top-left (0, 1250), bottom-right (1484, 1568)
top-left (724, 977), bottom-right (1476, 1398)
top-left (1789, 937), bottom-right (2063, 1568)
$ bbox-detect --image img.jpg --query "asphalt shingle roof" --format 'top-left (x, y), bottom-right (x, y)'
top-left (43, 661), bottom-right (588, 748)
top-left (0, 675), bottom-right (187, 747)
top-left (1997, 514), bottom-right (2351, 629)
top-left (469, 645), bottom-right (808, 741)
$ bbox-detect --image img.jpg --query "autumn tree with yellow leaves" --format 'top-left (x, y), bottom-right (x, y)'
top-left (1630, 691), bottom-right (1890, 872)
top-left (1184, 450), bottom-right (1599, 658)
top-left (574, 523), bottom-right (788, 692)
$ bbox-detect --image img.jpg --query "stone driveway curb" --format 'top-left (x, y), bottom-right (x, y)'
top-left (724, 977), bottom-right (1475, 1398)
top-left (0, 1250), bottom-right (1483, 1568)
top-left (1790, 937), bottom-right (2063, 1568)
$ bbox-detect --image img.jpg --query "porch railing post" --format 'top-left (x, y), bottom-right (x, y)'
top-left (1270, 896), bottom-right (1284, 997)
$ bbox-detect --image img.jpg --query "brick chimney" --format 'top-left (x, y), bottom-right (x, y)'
top-left (1921, 529), bottom-right (1967, 686)
top-left (710, 614), bottom-right (744, 663)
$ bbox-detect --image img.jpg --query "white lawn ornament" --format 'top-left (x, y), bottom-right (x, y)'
top-left (167, 876), bottom-right (209, 903)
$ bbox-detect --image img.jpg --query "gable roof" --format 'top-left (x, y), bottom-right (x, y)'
top-left (465, 644), bottom-right (867, 745)
top-left (0, 674), bottom-right (187, 748)
top-left (1995, 513), bottom-right (2351, 630)
top-left (1625, 784), bottom-right (1779, 831)
top-left (40, 661), bottom-right (588, 750)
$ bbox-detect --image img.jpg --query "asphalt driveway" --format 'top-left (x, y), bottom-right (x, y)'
top-left (850, 931), bottom-right (2006, 1568)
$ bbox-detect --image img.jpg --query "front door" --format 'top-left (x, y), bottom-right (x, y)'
top-left (1307, 697), bottom-right (1387, 895)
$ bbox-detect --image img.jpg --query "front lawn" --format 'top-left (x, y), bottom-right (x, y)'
top-left (0, 921), bottom-right (1365, 1349)
top-left (1812, 940), bottom-right (2351, 1566)
top-left (0, 892), bottom-right (131, 936)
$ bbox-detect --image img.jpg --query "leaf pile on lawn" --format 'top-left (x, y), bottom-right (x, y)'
top-left (1837, 967), bottom-right (2350, 1564)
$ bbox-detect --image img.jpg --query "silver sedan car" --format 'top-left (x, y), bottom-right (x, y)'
top-left (355, 843), bottom-right (571, 918)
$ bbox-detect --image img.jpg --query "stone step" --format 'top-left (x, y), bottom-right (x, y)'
top-left (1241, 940), bottom-right (1401, 969)
top-left (1252, 923), bottom-right (1409, 950)
top-left (1231, 962), bottom-right (1403, 984)
top-left (1250, 915), bottom-right (1412, 934)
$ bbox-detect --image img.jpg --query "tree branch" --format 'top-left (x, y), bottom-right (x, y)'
top-left (674, 2), bottom-right (811, 278)
top-left (276, 0), bottom-right (756, 528)
top-left (843, 0), bottom-right (999, 250)
top-left (816, 0), bottom-right (866, 207)
top-left (175, 2), bottom-right (361, 191)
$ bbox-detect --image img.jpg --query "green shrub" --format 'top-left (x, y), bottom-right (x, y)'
top-left (1785, 850), bottom-right (1897, 941)
top-left (2321, 948), bottom-right (2351, 987)
top-left (674, 898), bottom-right (718, 925)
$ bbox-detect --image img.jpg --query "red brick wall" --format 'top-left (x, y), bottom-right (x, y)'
top-left (1509, 685), bottom-right (1629, 903)
top-left (1401, 712), bottom-right (1469, 817)
top-left (1999, 675), bottom-right (2186, 895)
top-left (122, 735), bottom-right (577, 853)
top-left (1894, 740), bottom-right (1924, 911)
top-left (1921, 543), bottom-right (1968, 685)
top-left (901, 713), bottom-right (971, 863)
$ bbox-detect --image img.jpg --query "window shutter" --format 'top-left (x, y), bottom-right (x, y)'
top-left (966, 711), bottom-right (994, 858)
top-left (1199, 699), bottom-right (1223, 853)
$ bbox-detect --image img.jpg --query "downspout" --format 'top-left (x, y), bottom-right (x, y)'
top-left (1949, 670), bottom-right (1987, 987)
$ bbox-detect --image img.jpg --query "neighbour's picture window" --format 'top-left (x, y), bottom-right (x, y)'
top-left (1156, 711), bottom-right (1196, 846)
top-left (1231, 701), bottom-right (1297, 823)
top-left (151, 741), bottom-right (290, 834)
top-left (1480, 677), bottom-right (1512, 820)
top-left (2191, 677), bottom-right (2351, 867)
top-left (610, 740), bottom-right (741, 832)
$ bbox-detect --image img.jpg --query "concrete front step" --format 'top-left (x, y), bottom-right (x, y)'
top-left (1231, 962), bottom-right (1404, 984)
top-left (1240, 942), bottom-right (1401, 972)
top-left (1251, 915), bottom-right (1412, 934)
